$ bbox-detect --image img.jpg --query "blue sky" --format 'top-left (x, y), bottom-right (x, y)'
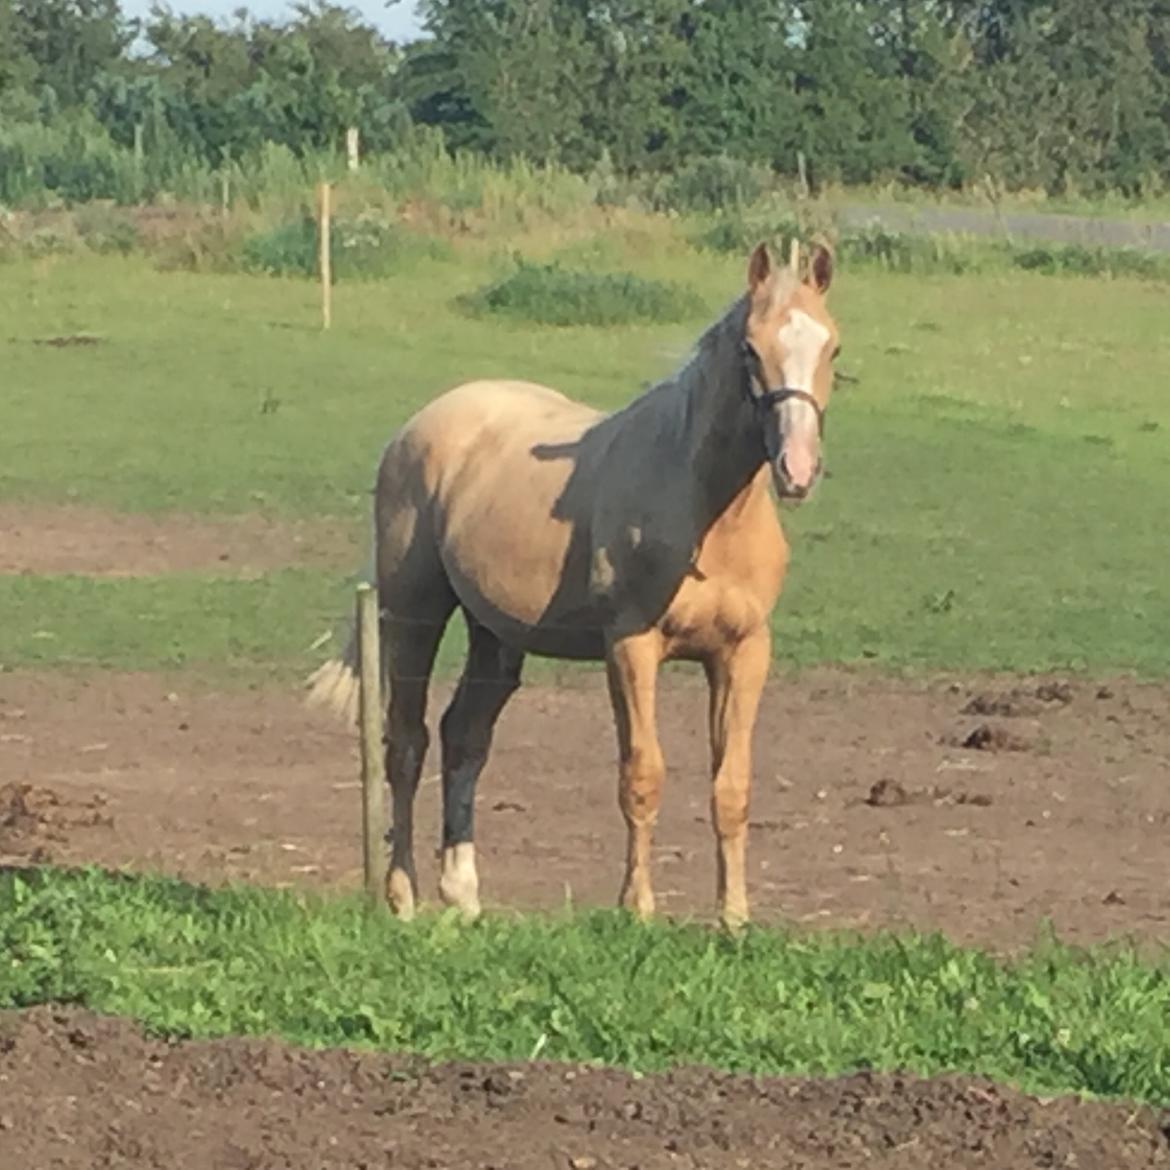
top-left (119, 1), bottom-right (423, 41)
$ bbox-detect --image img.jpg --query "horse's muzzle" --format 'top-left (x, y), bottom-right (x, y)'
top-left (771, 456), bottom-right (822, 503)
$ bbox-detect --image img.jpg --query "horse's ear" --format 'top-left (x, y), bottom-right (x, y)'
top-left (807, 240), bottom-right (833, 294)
top-left (747, 241), bottom-right (773, 295)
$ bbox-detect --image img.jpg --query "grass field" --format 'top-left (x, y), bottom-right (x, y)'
top-left (3, 866), bottom-right (1170, 1103)
top-left (1, 234), bottom-right (1168, 680)
top-left (3, 208), bottom-right (1170, 1137)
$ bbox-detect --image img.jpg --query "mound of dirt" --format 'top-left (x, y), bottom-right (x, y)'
top-left (0, 782), bottom-right (112, 863)
top-left (0, 1007), bottom-right (1166, 1170)
top-left (959, 680), bottom-right (1081, 721)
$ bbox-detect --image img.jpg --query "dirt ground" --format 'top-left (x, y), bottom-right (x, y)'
top-left (5, 502), bottom-right (1170, 1167)
top-left (1, 663), bottom-right (1168, 950)
top-left (1, 1006), bottom-right (1167, 1170)
top-left (0, 502), bottom-right (358, 577)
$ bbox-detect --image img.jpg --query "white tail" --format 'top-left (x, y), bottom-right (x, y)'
top-left (304, 624), bottom-right (363, 725)
top-left (304, 547), bottom-right (379, 726)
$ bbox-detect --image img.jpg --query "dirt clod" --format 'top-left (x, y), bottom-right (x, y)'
top-left (961, 690), bottom-right (1041, 718)
top-left (955, 723), bottom-right (1032, 752)
top-left (1035, 681), bottom-right (1075, 705)
top-left (0, 782), bottom-right (112, 858)
top-left (866, 779), bottom-right (911, 807)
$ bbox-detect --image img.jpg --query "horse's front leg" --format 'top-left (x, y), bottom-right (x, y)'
top-left (605, 630), bottom-right (665, 920)
top-left (704, 625), bottom-right (771, 931)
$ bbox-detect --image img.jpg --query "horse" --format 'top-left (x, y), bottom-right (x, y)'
top-left (306, 239), bottom-right (842, 931)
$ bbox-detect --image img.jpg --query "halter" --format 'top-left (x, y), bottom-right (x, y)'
top-left (739, 340), bottom-right (826, 437)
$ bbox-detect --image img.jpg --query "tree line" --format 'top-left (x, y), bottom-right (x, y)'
top-left (2, 0), bottom-right (1169, 201)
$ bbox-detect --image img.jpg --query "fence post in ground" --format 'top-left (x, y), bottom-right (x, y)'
top-left (346, 127), bottom-right (361, 172)
top-left (788, 238), bottom-right (800, 275)
top-left (317, 180), bottom-right (332, 330)
top-left (356, 582), bottom-right (386, 908)
top-left (796, 150), bottom-right (810, 199)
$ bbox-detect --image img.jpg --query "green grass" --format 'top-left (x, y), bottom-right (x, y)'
top-left (0, 244), bottom-right (1167, 680)
top-left (0, 571), bottom-right (342, 675)
top-left (2, 867), bottom-right (1169, 1102)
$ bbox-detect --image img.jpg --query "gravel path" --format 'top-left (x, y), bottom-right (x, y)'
top-left (839, 201), bottom-right (1170, 252)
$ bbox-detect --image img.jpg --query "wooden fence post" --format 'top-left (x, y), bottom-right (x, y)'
top-left (356, 583), bottom-right (385, 908)
top-left (317, 180), bottom-right (332, 330)
top-left (346, 126), bottom-right (361, 172)
top-left (796, 150), bottom-right (810, 199)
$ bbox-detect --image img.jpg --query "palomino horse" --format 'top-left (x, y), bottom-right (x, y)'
top-left (307, 240), bottom-right (841, 930)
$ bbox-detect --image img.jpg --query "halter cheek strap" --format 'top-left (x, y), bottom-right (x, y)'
top-left (740, 341), bottom-right (826, 437)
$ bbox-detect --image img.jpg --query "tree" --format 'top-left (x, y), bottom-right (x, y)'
top-left (792, 0), bottom-right (917, 186)
top-left (405, 0), bottom-right (595, 165)
top-left (674, 0), bottom-right (802, 170)
top-left (11, 0), bottom-right (135, 108)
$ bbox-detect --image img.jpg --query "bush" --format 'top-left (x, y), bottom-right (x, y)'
top-left (647, 155), bottom-right (775, 214)
top-left (0, 115), bottom-right (143, 207)
top-left (458, 259), bottom-right (706, 326)
top-left (74, 204), bottom-right (141, 255)
top-left (238, 212), bottom-right (451, 281)
top-left (693, 209), bottom-right (804, 256)
top-left (835, 222), bottom-right (988, 275)
top-left (1010, 243), bottom-right (1170, 280)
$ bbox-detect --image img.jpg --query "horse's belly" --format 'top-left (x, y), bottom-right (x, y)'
top-left (436, 468), bottom-right (607, 657)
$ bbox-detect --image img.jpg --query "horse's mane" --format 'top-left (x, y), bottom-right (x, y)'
top-left (610, 268), bottom-right (798, 450)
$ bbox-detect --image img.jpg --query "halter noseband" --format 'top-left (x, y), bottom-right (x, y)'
top-left (739, 340), bottom-right (826, 437)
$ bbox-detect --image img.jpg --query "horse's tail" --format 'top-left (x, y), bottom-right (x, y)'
top-left (303, 547), bottom-right (383, 726)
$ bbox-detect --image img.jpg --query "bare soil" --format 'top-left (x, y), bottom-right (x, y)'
top-left (1, 665), bottom-right (1168, 950)
top-left (0, 502), bottom-right (357, 577)
top-left (1, 1006), bottom-right (1167, 1170)
top-left (5, 502), bottom-right (1170, 1163)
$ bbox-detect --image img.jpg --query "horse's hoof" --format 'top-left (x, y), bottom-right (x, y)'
top-left (619, 887), bottom-right (655, 922)
top-left (719, 907), bottom-right (749, 936)
top-left (439, 880), bottom-right (481, 922)
top-left (385, 868), bottom-right (416, 921)
top-left (439, 844), bottom-right (481, 921)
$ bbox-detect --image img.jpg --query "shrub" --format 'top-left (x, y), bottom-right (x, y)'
top-left (459, 259), bottom-right (706, 326)
top-left (74, 204), bottom-right (141, 255)
top-left (647, 155), bottom-right (775, 214)
top-left (1011, 243), bottom-right (1170, 280)
top-left (693, 209), bottom-right (804, 256)
top-left (238, 213), bottom-right (451, 281)
top-left (835, 222), bottom-right (988, 275)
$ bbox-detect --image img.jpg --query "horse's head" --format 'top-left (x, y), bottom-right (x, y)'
top-left (741, 239), bottom-right (840, 503)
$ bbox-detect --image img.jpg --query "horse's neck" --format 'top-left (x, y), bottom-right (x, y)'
top-left (676, 305), bottom-right (767, 526)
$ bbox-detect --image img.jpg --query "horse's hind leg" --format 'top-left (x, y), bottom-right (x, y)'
top-left (437, 615), bottom-right (524, 920)
top-left (383, 601), bottom-right (453, 920)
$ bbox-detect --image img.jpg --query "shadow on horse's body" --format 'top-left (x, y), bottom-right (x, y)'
top-left (307, 240), bottom-right (842, 930)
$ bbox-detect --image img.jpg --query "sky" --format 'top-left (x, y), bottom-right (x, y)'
top-left (119, 0), bottom-right (424, 42)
